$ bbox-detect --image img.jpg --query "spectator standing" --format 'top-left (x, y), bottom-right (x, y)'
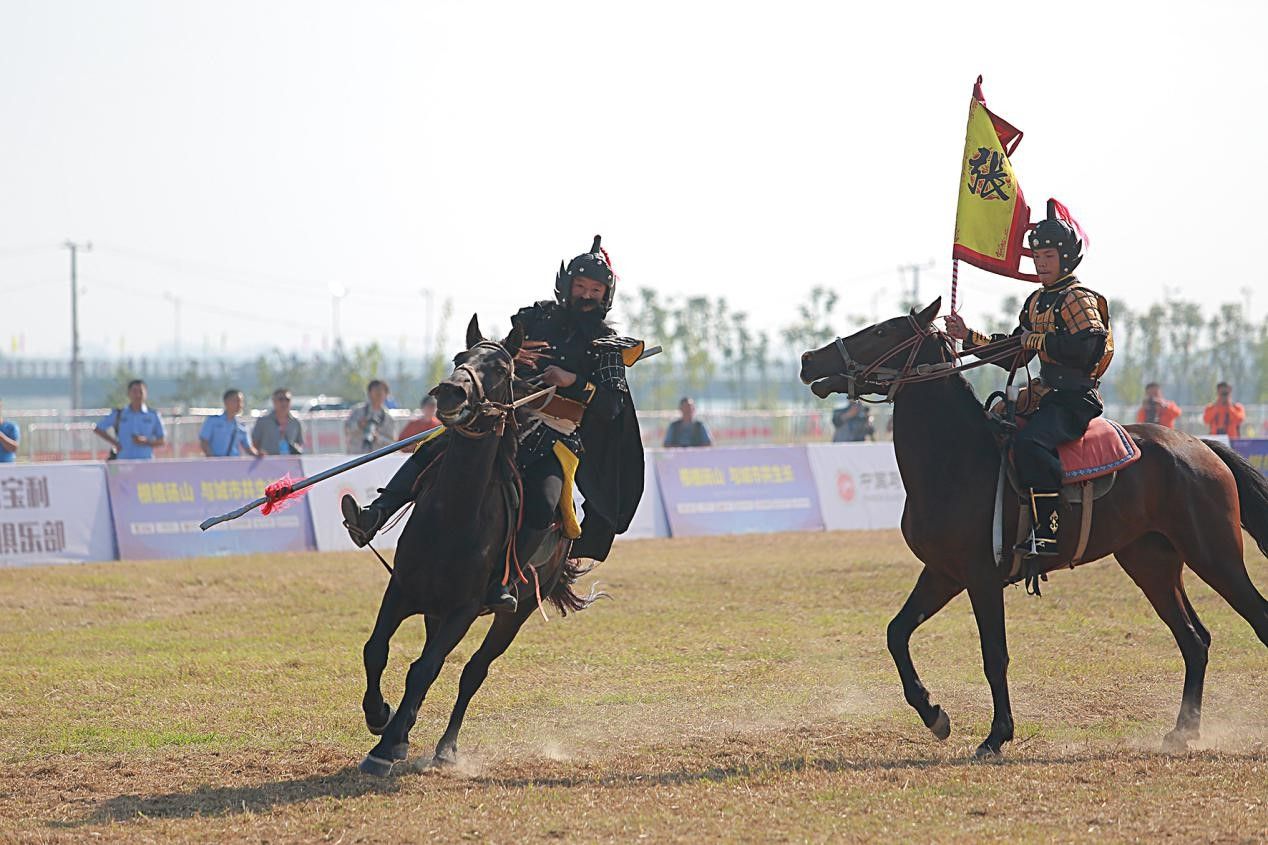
top-left (831, 400), bottom-right (873, 442)
top-left (398, 395), bottom-right (441, 449)
top-left (346, 379), bottom-right (398, 454)
top-left (252, 388), bottom-right (304, 455)
top-left (0, 398), bottom-right (18, 463)
top-left (663, 397), bottom-right (712, 448)
top-left (1203, 381), bottom-right (1246, 438)
top-left (200, 389), bottom-right (261, 457)
top-left (93, 379), bottom-right (166, 460)
top-left (1136, 382), bottom-right (1182, 428)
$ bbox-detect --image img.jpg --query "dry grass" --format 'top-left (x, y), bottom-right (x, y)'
top-left (0, 531), bottom-right (1265, 843)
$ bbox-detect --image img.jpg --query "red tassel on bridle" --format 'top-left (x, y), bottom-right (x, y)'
top-left (261, 473), bottom-right (308, 515)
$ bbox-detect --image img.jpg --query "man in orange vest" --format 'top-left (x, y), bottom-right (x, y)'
top-left (1203, 382), bottom-right (1246, 437)
top-left (1136, 382), bottom-right (1181, 428)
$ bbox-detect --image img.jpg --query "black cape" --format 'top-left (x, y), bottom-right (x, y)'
top-left (571, 379), bottom-right (644, 562)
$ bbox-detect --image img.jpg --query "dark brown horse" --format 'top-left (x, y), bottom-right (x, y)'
top-left (800, 299), bottom-right (1268, 757)
top-left (360, 316), bottom-right (595, 776)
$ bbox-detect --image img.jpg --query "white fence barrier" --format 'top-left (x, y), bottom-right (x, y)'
top-left (0, 463), bottom-right (116, 566)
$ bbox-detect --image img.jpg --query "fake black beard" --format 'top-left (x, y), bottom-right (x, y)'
top-left (566, 301), bottom-right (608, 335)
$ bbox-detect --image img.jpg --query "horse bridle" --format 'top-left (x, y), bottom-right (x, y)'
top-left (828, 315), bottom-right (1024, 403)
top-left (829, 315), bottom-right (954, 402)
top-left (443, 341), bottom-right (519, 437)
top-left (443, 341), bottom-right (558, 438)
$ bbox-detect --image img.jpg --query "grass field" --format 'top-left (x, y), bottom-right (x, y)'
top-left (0, 530), bottom-right (1265, 843)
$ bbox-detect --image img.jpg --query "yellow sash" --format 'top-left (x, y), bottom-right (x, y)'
top-left (551, 440), bottom-right (582, 540)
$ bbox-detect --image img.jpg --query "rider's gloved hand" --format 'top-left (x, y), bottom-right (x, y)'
top-left (943, 313), bottom-right (970, 341)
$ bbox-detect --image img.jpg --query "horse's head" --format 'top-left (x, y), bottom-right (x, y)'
top-left (799, 298), bottom-right (944, 400)
top-left (431, 314), bottom-right (525, 432)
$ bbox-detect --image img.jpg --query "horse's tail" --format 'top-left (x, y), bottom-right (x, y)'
top-left (544, 540), bottom-right (608, 616)
top-left (1205, 439), bottom-right (1268, 557)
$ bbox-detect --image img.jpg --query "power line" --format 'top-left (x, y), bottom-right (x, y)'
top-left (90, 278), bottom-right (327, 335)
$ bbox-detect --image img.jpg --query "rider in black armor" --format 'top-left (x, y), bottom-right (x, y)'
top-left (341, 236), bottom-right (645, 612)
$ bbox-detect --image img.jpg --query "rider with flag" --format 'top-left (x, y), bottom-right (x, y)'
top-left (945, 202), bottom-right (1113, 558)
top-left (340, 236), bottom-right (645, 612)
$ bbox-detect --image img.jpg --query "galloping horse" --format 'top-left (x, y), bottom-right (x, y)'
top-left (360, 316), bottom-right (595, 776)
top-left (800, 299), bottom-right (1268, 757)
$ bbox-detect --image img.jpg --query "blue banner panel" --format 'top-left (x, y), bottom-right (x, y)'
top-left (654, 446), bottom-right (824, 537)
top-left (106, 457), bottom-right (315, 560)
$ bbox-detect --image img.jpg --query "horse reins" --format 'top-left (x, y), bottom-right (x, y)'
top-left (444, 341), bottom-right (557, 438)
top-left (830, 316), bottom-right (1024, 402)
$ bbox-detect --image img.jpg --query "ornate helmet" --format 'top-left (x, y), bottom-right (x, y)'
top-left (1028, 199), bottom-right (1085, 276)
top-left (554, 235), bottom-right (616, 315)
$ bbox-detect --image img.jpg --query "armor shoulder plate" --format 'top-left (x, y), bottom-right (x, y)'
top-left (592, 335), bottom-right (645, 367)
top-left (1058, 287), bottom-right (1108, 334)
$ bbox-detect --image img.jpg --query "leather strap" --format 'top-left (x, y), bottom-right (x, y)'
top-left (1071, 481), bottom-right (1094, 566)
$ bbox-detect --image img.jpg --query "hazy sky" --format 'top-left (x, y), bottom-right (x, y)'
top-left (2, 0), bottom-right (1265, 361)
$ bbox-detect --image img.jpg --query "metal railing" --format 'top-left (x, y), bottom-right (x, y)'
top-left (5, 403), bottom-right (1267, 463)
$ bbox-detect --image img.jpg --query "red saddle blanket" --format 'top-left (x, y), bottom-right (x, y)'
top-left (1014, 416), bottom-right (1141, 484)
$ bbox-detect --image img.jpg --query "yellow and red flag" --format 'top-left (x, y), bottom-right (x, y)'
top-left (952, 76), bottom-right (1035, 285)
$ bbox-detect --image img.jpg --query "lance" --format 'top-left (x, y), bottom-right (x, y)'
top-left (199, 346), bottom-right (662, 532)
top-left (198, 422), bottom-right (446, 531)
top-left (201, 383), bottom-right (554, 531)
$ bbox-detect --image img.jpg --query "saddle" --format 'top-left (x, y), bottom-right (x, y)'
top-left (992, 416), bottom-right (1141, 583)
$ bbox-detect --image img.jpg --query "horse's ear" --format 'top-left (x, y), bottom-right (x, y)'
top-left (502, 324), bottom-right (524, 357)
top-left (465, 313), bottom-right (483, 348)
top-left (913, 297), bottom-right (942, 328)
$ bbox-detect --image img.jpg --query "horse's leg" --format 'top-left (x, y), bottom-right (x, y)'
top-left (360, 606), bottom-right (480, 777)
top-left (886, 566), bottom-right (964, 740)
top-left (362, 577), bottom-right (412, 735)
top-left (1167, 518), bottom-right (1268, 647)
top-left (965, 565), bottom-right (1013, 758)
top-left (1115, 533), bottom-right (1209, 751)
top-left (434, 600), bottom-right (534, 765)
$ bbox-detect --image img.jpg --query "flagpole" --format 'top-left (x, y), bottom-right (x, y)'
top-left (950, 258), bottom-right (960, 314)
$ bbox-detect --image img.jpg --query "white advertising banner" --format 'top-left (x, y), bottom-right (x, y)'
top-left (616, 455), bottom-right (669, 541)
top-left (806, 442), bottom-right (906, 532)
top-left (301, 453), bottom-right (411, 553)
top-left (0, 462), bottom-right (117, 567)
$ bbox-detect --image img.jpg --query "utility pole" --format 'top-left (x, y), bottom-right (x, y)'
top-left (898, 260), bottom-right (936, 308)
top-left (164, 292), bottom-right (182, 360)
top-left (64, 240), bottom-right (92, 411)
top-left (328, 282), bottom-right (349, 351)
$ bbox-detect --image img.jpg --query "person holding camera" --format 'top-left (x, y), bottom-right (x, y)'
top-left (1135, 382), bottom-right (1181, 428)
top-left (345, 380), bottom-right (397, 454)
top-left (93, 379), bottom-right (166, 460)
top-left (831, 400), bottom-right (873, 442)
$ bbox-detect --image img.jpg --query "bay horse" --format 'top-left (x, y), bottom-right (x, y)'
top-left (799, 298), bottom-right (1268, 758)
top-left (359, 315), bottom-right (595, 776)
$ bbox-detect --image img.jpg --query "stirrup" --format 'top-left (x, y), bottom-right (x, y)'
top-left (1014, 530), bottom-right (1058, 559)
top-left (484, 582), bottom-right (518, 615)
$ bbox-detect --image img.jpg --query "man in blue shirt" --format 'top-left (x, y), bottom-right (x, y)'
top-left (0, 398), bottom-right (19, 463)
top-left (94, 379), bottom-right (166, 460)
top-left (199, 388), bottom-right (261, 458)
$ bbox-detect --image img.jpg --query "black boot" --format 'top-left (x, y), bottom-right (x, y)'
top-left (1015, 488), bottom-right (1061, 558)
top-left (484, 581), bottom-right (518, 614)
top-left (341, 451), bottom-right (426, 547)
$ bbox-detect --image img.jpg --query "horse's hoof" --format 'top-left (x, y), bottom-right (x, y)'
top-left (366, 704), bottom-right (394, 736)
top-left (973, 741), bottom-right (1002, 760)
top-left (1161, 730), bottom-right (1192, 754)
top-left (359, 754), bottom-right (399, 778)
top-left (433, 744), bottom-right (457, 768)
top-left (929, 707), bottom-right (951, 742)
